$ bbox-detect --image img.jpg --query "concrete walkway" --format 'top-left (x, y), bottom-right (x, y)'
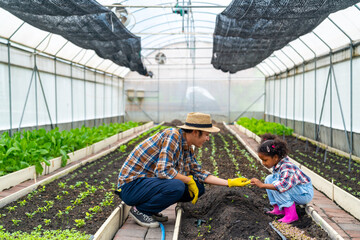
top-left (229, 125), bottom-right (360, 240)
top-left (113, 205), bottom-right (176, 240)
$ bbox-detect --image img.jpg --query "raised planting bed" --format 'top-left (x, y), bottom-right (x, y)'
top-left (179, 123), bottom-right (330, 240)
top-left (0, 121), bottom-right (148, 193)
top-left (0, 125), bottom-right (168, 239)
top-left (285, 135), bottom-right (360, 200)
top-left (235, 121), bottom-right (360, 221)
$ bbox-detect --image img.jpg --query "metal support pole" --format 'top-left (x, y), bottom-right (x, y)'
top-left (302, 63), bottom-right (305, 136)
top-left (37, 68), bottom-right (54, 129)
top-left (7, 41), bottom-right (12, 136)
top-left (228, 72), bottom-right (231, 123)
top-left (118, 77), bottom-right (121, 122)
top-left (285, 71), bottom-right (288, 127)
top-left (299, 38), bottom-right (317, 139)
top-left (157, 53), bottom-right (160, 123)
top-left (122, 78), bottom-right (125, 123)
top-left (70, 63), bottom-right (74, 129)
top-left (350, 45), bottom-right (353, 171)
top-left (18, 66), bottom-right (36, 131)
top-left (293, 69), bottom-right (295, 131)
top-left (330, 56), bottom-right (333, 147)
top-left (54, 57), bottom-right (58, 127)
top-left (331, 64), bottom-right (352, 169)
top-left (316, 65), bottom-right (332, 141)
top-left (111, 75), bottom-right (113, 121)
top-left (83, 66), bottom-right (87, 127)
top-left (34, 54), bottom-right (38, 130)
top-left (273, 77), bottom-right (276, 123)
top-left (94, 71), bottom-right (97, 126)
top-left (103, 74), bottom-right (105, 124)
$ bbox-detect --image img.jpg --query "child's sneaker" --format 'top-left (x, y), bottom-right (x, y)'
top-left (129, 207), bottom-right (159, 228)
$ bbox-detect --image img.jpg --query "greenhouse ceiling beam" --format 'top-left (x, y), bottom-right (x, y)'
top-left (142, 26), bottom-right (214, 41)
top-left (142, 38), bottom-right (212, 58)
top-left (55, 41), bottom-right (70, 56)
top-left (34, 33), bottom-right (52, 50)
top-left (267, 57), bottom-right (282, 74)
top-left (257, 64), bottom-right (271, 76)
top-left (130, 11), bottom-right (217, 28)
top-left (136, 32), bottom-right (214, 35)
top-left (142, 34), bottom-right (212, 47)
top-left (103, 4), bottom-right (227, 8)
top-left (135, 19), bottom-right (215, 34)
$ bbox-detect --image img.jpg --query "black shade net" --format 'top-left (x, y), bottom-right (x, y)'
top-left (0, 0), bottom-right (149, 76)
top-left (212, 0), bottom-right (359, 74)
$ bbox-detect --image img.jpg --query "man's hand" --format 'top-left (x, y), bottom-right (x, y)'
top-left (186, 175), bottom-right (199, 204)
top-left (228, 177), bottom-right (251, 187)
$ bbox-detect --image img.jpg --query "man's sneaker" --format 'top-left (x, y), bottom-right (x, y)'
top-left (129, 207), bottom-right (159, 228)
top-left (152, 212), bottom-right (168, 222)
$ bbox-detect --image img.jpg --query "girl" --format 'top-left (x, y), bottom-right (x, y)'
top-left (250, 134), bottom-right (313, 223)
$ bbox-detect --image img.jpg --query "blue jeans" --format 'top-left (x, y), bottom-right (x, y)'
top-left (265, 173), bottom-right (314, 210)
top-left (117, 177), bottom-right (205, 216)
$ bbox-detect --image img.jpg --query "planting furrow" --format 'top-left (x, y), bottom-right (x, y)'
top-left (179, 124), bottom-right (330, 240)
top-left (0, 125), bottom-right (168, 237)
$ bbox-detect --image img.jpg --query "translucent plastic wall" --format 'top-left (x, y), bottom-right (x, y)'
top-left (265, 44), bottom-right (360, 156)
top-left (124, 42), bottom-right (265, 123)
top-left (0, 42), bottom-right (124, 132)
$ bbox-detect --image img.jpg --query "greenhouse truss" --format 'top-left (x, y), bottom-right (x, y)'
top-left (0, 0), bottom-right (360, 155)
top-left (1, 1), bottom-right (360, 240)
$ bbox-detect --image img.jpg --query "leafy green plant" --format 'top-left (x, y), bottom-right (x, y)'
top-left (74, 219), bottom-right (85, 228)
top-left (237, 117), bottom-right (293, 136)
top-left (0, 121), bottom-right (140, 176)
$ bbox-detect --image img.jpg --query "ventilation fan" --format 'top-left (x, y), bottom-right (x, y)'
top-left (109, 4), bottom-right (131, 27)
top-left (155, 52), bottom-right (166, 64)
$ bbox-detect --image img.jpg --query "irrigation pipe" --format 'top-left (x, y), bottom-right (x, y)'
top-left (172, 203), bottom-right (184, 240)
top-left (305, 205), bottom-right (344, 240)
top-left (223, 122), bottom-right (344, 240)
top-left (159, 222), bottom-right (166, 240)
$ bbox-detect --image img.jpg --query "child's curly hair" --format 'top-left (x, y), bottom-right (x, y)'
top-left (257, 133), bottom-right (289, 160)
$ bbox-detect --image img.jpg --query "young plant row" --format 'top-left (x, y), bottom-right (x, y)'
top-left (182, 127), bottom-right (326, 239)
top-left (287, 138), bottom-right (360, 199)
top-left (0, 125), bottom-right (169, 239)
top-left (237, 117), bottom-right (293, 136)
top-left (0, 121), bottom-right (140, 176)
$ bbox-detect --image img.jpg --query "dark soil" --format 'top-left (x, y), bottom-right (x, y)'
top-left (285, 135), bottom-right (360, 199)
top-left (179, 124), bottom-right (330, 240)
top-left (0, 126), bottom-right (164, 235)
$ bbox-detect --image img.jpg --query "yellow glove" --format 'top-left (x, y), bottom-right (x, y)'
top-left (228, 177), bottom-right (251, 187)
top-left (186, 175), bottom-right (199, 204)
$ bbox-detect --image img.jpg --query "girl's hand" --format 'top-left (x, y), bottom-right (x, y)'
top-left (250, 178), bottom-right (263, 188)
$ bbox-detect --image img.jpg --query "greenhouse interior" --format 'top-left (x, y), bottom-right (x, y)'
top-left (0, 0), bottom-right (360, 240)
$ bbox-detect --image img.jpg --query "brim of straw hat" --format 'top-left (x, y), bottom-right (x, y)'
top-left (177, 124), bottom-right (220, 133)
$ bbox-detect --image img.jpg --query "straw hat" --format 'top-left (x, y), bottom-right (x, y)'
top-left (177, 112), bottom-right (220, 133)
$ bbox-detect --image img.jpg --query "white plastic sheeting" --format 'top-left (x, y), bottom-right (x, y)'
top-left (265, 56), bottom-right (360, 133)
top-left (124, 42), bottom-right (264, 123)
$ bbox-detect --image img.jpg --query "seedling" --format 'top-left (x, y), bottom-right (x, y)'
top-left (74, 219), bottom-right (86, 228)
top-left (11, 219), bottom-right (21, 226)
top-left (43, 219), bottom-right (51, 226)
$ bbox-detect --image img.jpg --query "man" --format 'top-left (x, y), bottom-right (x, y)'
top-left (116, 112), bottom-right (251, 228)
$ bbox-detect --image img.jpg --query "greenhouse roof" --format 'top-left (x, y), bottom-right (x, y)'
top-left (0, 0), bottom-right (359, 77)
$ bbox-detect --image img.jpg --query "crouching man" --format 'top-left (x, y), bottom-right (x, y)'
top-left (116, 112), bottom-right (250, 228)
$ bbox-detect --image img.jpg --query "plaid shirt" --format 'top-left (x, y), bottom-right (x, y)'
top-left (117, 128), bottom-right (210, 188)
top-left (272, 157), bottom-right (311, 193)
